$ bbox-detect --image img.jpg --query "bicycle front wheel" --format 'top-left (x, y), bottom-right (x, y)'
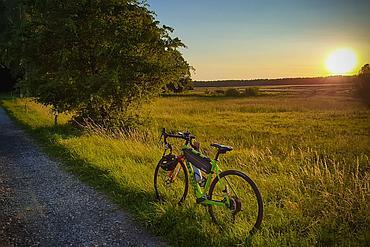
top-left (208, 170), bottom-right (263, 234)
top-left (154, 160), bottom-right (188, 205)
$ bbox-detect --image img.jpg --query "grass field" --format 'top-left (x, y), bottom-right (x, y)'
top-left (1, 90), bottom-right (369, 246)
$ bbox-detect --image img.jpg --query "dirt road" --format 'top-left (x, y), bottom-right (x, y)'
top-left (0, 107), bottom-right (167, 246)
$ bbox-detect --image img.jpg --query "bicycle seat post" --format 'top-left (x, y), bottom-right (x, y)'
top-left (214, 150), bottom-right (220, 161)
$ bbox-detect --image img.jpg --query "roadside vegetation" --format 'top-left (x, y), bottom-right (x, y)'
top-left (0, 0), bottom-right (191, 130)
top-left (2, 93), bottom-right (369, 246)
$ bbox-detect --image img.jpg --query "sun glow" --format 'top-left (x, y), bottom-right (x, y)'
top-left (325, 48), bottom-right (357, 75)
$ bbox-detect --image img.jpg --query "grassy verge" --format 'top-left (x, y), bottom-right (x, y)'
top-left (1, 96), bottom-right (369, 246)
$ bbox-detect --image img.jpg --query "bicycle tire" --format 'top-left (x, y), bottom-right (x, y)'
top-left (208, 170), bottom-right (263, 234)
top-left (154, 159), bottom-right (189, 205)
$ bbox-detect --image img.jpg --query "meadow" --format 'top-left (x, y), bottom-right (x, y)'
top-left (1, 87), bottom-right (369, 246)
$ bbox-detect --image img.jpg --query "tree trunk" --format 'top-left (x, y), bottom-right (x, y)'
top-left (54, 113), bottom-right (58, 126)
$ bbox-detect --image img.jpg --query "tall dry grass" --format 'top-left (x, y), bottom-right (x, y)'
top-left (2, 95), bottom-right (369, 246)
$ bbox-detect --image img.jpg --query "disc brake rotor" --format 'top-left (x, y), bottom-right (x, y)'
top-left (229, 197), bottom-right (242, 215)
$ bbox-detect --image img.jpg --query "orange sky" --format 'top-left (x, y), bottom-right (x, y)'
top-left (149, 0), bottom-right (370, 80)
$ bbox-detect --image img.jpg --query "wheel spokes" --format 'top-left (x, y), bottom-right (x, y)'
top-left (209, 173), bottom-right (261, 234)
top-left (155, 164), bottom-right (187, 205)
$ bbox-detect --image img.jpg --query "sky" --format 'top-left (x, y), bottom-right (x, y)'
top-left (147, 0), bottom-right (370, 81)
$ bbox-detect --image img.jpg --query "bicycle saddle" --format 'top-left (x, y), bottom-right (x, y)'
top-left (210, 143), bottom-right (233, 153)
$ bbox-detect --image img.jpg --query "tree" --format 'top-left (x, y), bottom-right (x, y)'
top-left (0, 64), bottom-right (16, 92)
top-left (356, 64), bottom-right (370, 107)
top-left (359, 64), bottom-right (370, 75)
top-left (164, 64), bottom-right (194, 93)
top-left (0, 0), bottom-right (24, 92)
top-left (4, 0), bottom-right (191, 129)
top-left (164, 74), bottom-right (193, 93)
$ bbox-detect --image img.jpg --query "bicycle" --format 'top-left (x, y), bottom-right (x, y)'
top-left (154, 128), bottom-right (263, 234)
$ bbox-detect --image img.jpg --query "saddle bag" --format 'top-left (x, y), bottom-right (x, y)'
top-left (183, 148), bottom-right (212, 174)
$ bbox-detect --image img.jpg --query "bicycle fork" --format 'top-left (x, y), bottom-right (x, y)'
top-left (168, 164), bottom-right (181, 183)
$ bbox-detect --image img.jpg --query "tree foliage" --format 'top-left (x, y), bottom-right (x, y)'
top-left (2, 0), bottom-right (191, 129)
top-left (356, 64), bottom-right (370, 107)
top-left (164, 75), bottom-right (193, 93)
top-left (0, 64), bottom-right (16, 92)
top-left (0, 0), bottom-right (24, 83)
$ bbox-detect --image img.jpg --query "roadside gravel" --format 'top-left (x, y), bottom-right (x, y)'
top-left (0, 107), bottom-right (168, 247)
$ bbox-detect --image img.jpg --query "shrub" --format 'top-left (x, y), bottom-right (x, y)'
top-left (356, 64), bottom-right (370, 107)
top-left (224, 88), bottom-right (240, 97)
top-left (245, 87), bottom-right (260, 96)
top-left (215, 89), bottom-right (225, 94)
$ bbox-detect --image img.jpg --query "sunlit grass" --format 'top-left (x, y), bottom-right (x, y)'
top-left (1, 95), bottom-right (369, 246)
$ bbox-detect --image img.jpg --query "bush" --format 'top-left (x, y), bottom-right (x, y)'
top-left (356, 64), bottom-right (370, 108)
top-left (215, 89), bottom-right (225, 94)
top-left (224, 88), bottom-right (240, 97)
top-left (245, 87), bottom-right (260, 96)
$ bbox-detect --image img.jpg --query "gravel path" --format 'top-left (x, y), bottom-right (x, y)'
top-left (0, 107), bottom-right (167, 247)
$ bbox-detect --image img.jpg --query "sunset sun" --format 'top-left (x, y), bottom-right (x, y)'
top-left (325, 48), bottom-right (357, 75)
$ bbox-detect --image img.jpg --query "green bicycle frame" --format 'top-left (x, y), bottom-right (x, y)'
top-left (181, 144), bottom-right (230, 207)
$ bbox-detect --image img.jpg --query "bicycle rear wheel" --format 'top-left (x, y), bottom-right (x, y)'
top-left (154, 160), bottom-right (188, 205)
top-left (208, 170), bottom-right (263, 235)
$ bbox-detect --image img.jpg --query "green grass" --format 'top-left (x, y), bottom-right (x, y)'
top-left (1, 94), bottom-right (369, 246)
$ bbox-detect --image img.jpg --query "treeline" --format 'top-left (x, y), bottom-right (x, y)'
top-left (357, 64), bottom-right (370, 107)
top-left (0, 0), bottom-right (192, 130)
top-left (0, 64), bottom-right (16, 92)
top-left (194, 76), bottom-right (356, 87)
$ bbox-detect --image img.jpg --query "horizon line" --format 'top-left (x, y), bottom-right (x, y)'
top-left (194, 74), bottom-right (358, 82)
